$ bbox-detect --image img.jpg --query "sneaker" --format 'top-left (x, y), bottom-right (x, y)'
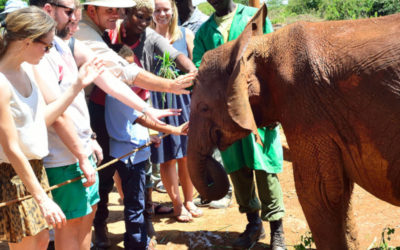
top-left (209, 193), bottom-right (232, 209)
top-left (193, 195), bottom-right (211, 207)
top-left (154, 181), bottom-right (167, 193)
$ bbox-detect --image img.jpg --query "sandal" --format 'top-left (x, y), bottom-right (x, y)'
top-left (186, 205), bottom-right (203, 218)
top-left (174, 207), bottom-right (193, 223)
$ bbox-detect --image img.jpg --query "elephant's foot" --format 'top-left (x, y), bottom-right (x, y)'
top-left (232, 213), bottom-right (265, 249)
top-left (270, 219), bottom-right (286, 250)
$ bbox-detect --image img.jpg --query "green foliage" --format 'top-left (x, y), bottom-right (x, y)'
top-left (155, 52), bottom-right (177, 109)
top-left (294, 231), bottom-right (315, 250)
top-left (286, 0), bottom-right (322, 14)
top-left (375, 227), bottom-right (400, 250)
top-left (319, 0), bottom-right (374, 20)
top-left (197, 2), bottom-right (214, 16)
top-left (235, 0), bottom-right (248, 5)
top-left (285, 0), bottom-right (400, 20)
top-left (368, 0), bottom-right (400, 16)
top-left (267, 0), bottom-right (284, 7)
top-left (0, 0), bottom-right (5, 11)
top-left (198, 0), bottom-right (400, 24)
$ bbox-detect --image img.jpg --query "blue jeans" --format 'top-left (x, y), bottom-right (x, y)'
top-left (115, 159), bottom-right (149, 250)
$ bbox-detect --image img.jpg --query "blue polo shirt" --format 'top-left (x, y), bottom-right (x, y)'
top-left (105, 94), bottom-right (150, 164)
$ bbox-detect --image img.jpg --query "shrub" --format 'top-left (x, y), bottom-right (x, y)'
top-left (368, 0), bottom-right (400, 16)
top-left (286, 0), bottom-right (322, 14)
top-left (319, 0), bottom-right (373, 20)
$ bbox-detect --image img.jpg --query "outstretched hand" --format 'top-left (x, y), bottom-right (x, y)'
top-left (150, 135), bottom-right (161, 148)
top-left (169, 72), bottom-right (196, 95)
top-left (144, 107), bottom-right (181, 125)
top-left (172, 121), bottom-right (189, 135)
top-left (77, 57), bottom-right (105, 88)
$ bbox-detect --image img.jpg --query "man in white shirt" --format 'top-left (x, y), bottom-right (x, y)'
top-left (74, 1), bottom-right (197, 247)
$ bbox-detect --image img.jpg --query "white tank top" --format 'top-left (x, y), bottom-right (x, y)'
top-left (0, 63), bottom-right (49, 163)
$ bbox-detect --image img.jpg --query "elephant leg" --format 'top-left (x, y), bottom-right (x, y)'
top-left (291, 136), bottom-right (359, 250)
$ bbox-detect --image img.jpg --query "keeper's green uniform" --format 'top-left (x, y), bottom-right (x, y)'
top-left (193, 4), bottom-right (285, 221)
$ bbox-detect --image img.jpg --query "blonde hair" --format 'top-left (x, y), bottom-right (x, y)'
top-left (133, 0), bottom-right (155, 13)
top-left (151, 0), bottom-right (182, 43)
top-left (0, 6), bottom-right (55, 57)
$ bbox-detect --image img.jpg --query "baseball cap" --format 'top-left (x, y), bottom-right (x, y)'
top-left (0, 0), bottom-right (28, 16)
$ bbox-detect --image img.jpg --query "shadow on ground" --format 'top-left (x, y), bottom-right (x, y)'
top-left (155, 230), bottom-right (271, 249)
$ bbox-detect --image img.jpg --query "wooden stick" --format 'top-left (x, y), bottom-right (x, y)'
top-left (0, 134), bottom-right (170, 208)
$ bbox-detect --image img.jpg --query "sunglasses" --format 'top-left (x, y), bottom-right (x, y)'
top-left (35, 39), bottom-right (54, 52)
top-left (49, 2), bottom-right (75, 17)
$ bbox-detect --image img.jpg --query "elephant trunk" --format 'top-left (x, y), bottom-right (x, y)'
top-left (187, 137), bottom-right (230, 201)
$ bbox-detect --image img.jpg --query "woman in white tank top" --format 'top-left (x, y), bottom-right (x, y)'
top-left (0, 7), bottom-right (103, 249)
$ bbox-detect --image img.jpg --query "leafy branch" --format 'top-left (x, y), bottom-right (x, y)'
top-left (155, 51), bottom-right (178, 109)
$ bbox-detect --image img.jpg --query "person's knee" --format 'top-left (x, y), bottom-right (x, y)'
top-left (56, 216), bottom-right (90, 236)
top-left (35, 230), bottom-right (50, 249)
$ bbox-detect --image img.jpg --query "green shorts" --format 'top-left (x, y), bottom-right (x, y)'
top-left (45, 155), bottom-right (100, 220)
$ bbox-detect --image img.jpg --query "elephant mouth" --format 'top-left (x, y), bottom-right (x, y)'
top-left (211, 127), bottom-right (226, 151)
top-left (199, 154), bottom-right (230, 201)
top-left (187, 125), bottom-right (230, 202)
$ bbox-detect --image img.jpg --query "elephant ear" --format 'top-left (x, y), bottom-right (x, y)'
top-left (226, 4), bottom-right (268, 145)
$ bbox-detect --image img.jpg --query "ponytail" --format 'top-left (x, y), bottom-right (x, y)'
top-left (0, 6), bottom-right (55, 58)
top-left (0, 20), bottom-right (8, 58)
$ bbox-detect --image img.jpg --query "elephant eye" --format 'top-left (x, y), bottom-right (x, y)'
top-left (197, 102), bottom-right (209, 112)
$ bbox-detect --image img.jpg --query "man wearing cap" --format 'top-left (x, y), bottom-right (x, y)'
top-left (0, 0), bottom-right (28, 20)
top-left (76, 0), bottom-right (194, 90)
top-left (74, 1), bottom-right (196, 248)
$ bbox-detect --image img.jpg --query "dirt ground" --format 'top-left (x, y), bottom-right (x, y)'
top-left (103, 134), bottom-right (400, 249)
top-left (1, 134), bottom-right (399, 250)
top-left (103, 164), bottom-right (400, 250)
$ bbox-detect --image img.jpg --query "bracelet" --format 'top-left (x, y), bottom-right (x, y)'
top-left (91, 132), bottom-right (97, 140)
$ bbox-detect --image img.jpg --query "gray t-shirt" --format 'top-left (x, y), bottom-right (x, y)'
top-left (133, 27), bottom-right (182, 73)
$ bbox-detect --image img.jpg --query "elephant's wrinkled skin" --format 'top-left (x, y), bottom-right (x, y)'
top-left (187, 5), bottom-right (400, 249)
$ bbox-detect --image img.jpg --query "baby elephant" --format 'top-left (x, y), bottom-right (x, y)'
top-left (187, 4), bottom-right (400, 249)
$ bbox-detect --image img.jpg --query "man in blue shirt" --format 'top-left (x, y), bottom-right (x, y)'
top-left (105, 95), bottom-right (151, 250)
top-left (105, 93), bottom-right (187, 249)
